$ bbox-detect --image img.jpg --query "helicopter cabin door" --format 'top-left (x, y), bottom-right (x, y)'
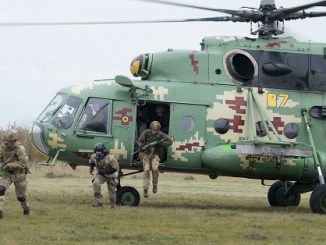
top-left (111, 100), bottom-right (136, 166)
top-left (167, 103), bottom-right (206, 169)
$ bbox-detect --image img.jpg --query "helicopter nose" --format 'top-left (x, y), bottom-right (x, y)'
top-left (29, 122), bottom-right (49, 155)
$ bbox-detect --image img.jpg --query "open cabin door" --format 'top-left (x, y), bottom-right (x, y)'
top-left (167, 103), bottom-right (206, 169)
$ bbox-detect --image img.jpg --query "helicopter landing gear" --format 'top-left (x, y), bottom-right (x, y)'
top-left (309, 184), bottom-right (326, 214)
top-left (116, 186), bottom-right (140, 206)
top-left (267, 180), bottom-right (301, 207)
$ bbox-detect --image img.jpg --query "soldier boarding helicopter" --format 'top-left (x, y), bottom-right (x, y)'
top-left (23, 0), bottom-right (326, 213)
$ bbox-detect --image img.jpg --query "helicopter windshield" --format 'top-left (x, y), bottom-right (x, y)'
top-left (38, 93), bottom-right (68, 122)
top-left (51, 96), bottom-right (83, 129)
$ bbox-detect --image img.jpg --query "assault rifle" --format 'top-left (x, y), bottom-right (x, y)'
top-left (133, 137), bottom-right (168, 155)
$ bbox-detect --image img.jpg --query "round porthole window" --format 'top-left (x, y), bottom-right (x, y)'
top-left (180, 116), bottom-right (196, 132)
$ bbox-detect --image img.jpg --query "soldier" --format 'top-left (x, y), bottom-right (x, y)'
top-left (151, 105), bottom-right (170, 134)
top-left (0, 132), bottom-right (30, 219)
top-left (89, 143), bottom-right (120, 209)
top-left (137, 121), bottom-right (173, 198)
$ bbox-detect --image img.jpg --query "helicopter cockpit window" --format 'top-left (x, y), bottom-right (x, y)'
top-left (76, 98), bottom-right (111, 134)
top-left (51, 96), bottom-right (83, 129)
top-left (38, 93), bottom-right (68, 123)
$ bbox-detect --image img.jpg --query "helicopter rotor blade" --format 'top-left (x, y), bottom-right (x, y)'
top-left (134, 0), bottom-right (264, 19)
top-left (270, 0), bottom-right (326, 19)
top-left (284, 11), bottom-right (326, 20)
top-left (0, 16), bottom-right (248, 27)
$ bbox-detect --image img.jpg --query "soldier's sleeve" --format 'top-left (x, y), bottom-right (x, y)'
top-left (108, 155), bottom-right (119, 170)
top-left (89, 154), bottom-right (96, 166)
top-left (137, 129), bottom-right (148, 147)
top-left (13, 145), bottom-right (28, 169)
top-left (160, 132), bottom-right (173, 147)
top-left (0, 147), bottom-right (3, 163)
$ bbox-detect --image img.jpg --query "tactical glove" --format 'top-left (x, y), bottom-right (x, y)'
top-left (4, 162), bottom-right (15, 173)
top-left (156, 141), bottom-right (163, 147)
top-left (140, 145), bottom-right (147, 151)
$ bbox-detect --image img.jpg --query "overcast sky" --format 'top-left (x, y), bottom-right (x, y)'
top-left (0, 0), bottom-right (325, 129)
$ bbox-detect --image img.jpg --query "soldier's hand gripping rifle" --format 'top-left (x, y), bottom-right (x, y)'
top-left (132, 138), bottom-right (168, 155)
top-left (0, 153), bottom-right (15, 177)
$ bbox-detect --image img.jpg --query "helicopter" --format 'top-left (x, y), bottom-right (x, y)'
top-left (25, 0), bottom-right (326, 213)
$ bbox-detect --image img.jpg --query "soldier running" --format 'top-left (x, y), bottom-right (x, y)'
top-left (0, 132), bottom-right (30, 219)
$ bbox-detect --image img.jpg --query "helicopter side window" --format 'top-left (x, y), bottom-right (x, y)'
top-left (51, 96), bottom-right (83, 129)
top-left (77, 98), bottom-right (110, 134)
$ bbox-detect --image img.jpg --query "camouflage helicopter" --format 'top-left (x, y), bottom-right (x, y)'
top-left (26, 0), bottom-right (326, 213)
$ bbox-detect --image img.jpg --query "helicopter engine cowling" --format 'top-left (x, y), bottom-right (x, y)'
top-left (130, 50), bottom-right (209, 83)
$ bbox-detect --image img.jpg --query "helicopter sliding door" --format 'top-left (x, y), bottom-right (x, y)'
top-left (167, 103), bottom-right (206, 169)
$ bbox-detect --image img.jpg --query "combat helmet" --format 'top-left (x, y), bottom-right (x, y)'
top-left (93, 143), bottom-right (108, 154)
top-left (150, 121), bottom-right (161, 130)
top-left (3, 132), bottom-right (18, 149)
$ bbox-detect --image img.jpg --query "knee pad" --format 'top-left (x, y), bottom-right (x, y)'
top-left (17, 196), bottom-right (26, 202)
top-left (0, 185), bottom-right (6, 196)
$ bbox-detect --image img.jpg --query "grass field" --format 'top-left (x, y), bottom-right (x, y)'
top-left (1, 164), bottom-right (326, 245)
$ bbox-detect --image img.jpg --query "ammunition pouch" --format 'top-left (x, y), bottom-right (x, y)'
top-left (99, 165), bottom-right (117, 175)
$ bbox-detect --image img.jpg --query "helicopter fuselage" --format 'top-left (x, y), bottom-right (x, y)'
top-left (30, 35), bottom-right (326, 189)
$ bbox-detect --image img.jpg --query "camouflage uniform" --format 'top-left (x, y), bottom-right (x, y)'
top-left (0, 135), bottom-right (30, 219)
top-left (89, 150), bottom-right (119, 208)
top-left (137, 121), bottom-right (173, 197)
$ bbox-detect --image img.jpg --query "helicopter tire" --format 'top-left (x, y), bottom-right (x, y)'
top-left (267, 180), bottom-right (301, 207)
top-left (116, 186), bottom-right (140, 206)
top-left (309, 184), bottom-right (326, 214)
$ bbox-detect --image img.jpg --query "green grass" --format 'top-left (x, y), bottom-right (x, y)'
top-left (1, 165), bottom-right (325, 245)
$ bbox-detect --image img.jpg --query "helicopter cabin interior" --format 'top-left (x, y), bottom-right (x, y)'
top-left (133, 103), bottom-right (170, 163)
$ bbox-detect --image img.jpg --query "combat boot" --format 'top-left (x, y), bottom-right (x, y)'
top-left (153, 185), bottom-right (158, 193)
top-left (0, 210), bottom-right (3, 219)
top-left (143, 189), bottom-right (148, 198)
top-left (23, 206), bottom-right (30, 216)
top-left (92, 202), bottom-right (103, 208)
top-left (109, 198), bottom-right (116, 209)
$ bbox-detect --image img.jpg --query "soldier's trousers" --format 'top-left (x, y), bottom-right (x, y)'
top-left (0, 173), bottom-right (29, 211)
top-left (92, 173), bottom-right (117, 205)
top-left (142, 154), bottom-right (160, 190)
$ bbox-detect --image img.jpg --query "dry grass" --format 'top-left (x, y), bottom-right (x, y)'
top-left (0, 164), bottom-right (325, 245)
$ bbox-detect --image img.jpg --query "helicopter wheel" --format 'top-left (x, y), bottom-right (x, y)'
top-left (116, 186), bottom-right (140, 206)
top-left (309, 184), bottom-right (326, 214)
top-left (267, 181), bottom-right (301, 207)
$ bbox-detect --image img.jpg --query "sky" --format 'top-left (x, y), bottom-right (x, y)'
top-left (0, 0), bottom-right (325, 128)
